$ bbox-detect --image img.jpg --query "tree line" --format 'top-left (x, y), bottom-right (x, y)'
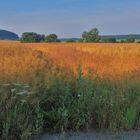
top-left (20, 28), bottom-right (136, 43)
top-left (20, 33), bottom-right (60, 43)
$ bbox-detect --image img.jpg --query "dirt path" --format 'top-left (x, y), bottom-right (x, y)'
top-left (41, 131), bottom-right (140, 140)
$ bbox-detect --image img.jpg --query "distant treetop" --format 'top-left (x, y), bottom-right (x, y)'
top-left (20, 32), bottom-right (45, 43)
top-left (20, 32), bottom-right (60, 43)
top-left (82, 28), bottom-right (101, 42)
top-left (45, 34), bottom-right (60, 42)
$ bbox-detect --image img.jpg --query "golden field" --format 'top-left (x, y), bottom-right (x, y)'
top-left (0, 40), bottom-right (140, 82)
top-left (1, 40), bottom-right (140, 139)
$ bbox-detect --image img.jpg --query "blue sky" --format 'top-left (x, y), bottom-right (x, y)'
top-left (0, 0), bottom-right (140, 37)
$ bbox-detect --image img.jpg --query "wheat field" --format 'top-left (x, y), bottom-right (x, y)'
top-left (1, 40), bottom-right (140, 139)
top-left (0, 40), bottom-right (140, 82)
top-left (27, 42), bottom-right (140, 76)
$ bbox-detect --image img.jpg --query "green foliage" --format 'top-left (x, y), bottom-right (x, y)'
top-left (82, 28), bottom-right (101, 42)
top-left (34, 102), bottom-right (44, 135)
top-left (102, 38), bottom-right (117, 43)
top-left (126, 36), bottom-right (135, 43)
top-left (20, 32), bottom-right (45, 43)
top-left (20, 32), bottom-right (60, 43)
top-left (0, 84), bottom-right (40, 140)
top-left (45, 34), bottom-right (60, 42)
top-left (123, 107), bottom-right (137, 129)
top-left (120, 40), bottom-right (126, 43)
top-left (66, 39), bottom-right (76, 42)
top-left (1, 63), bottom-right (140, 139)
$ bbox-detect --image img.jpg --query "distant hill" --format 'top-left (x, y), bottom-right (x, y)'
top-left (0, 29), bottom-right (19, 40)
top-left (60, 34), bottom-right (140, 42)
top-left (60, 38), bottom-right (80, 42)
top-left (101, 34), bottom-right (140, 40)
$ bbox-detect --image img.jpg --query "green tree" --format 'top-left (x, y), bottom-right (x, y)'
top-left (82, 28), bottom-right (101, 42)
top-left (126, 36), bottom-right (135, 43)
top-left (20, 32), bottom-right (45, 43)
top-left (45, 34), bottom-right (60, 42)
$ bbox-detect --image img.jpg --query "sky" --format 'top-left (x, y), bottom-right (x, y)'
top-left (0, 0), bottom-right (140, 38)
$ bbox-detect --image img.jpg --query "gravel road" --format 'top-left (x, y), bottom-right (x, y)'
top-left (41, 130), bottom-right (140, 140)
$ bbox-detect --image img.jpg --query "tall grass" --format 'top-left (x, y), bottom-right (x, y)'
top-left (1, 66), bottom-right (140, 139)
top-left (27, 42), bottom-right (140, 76)
top-left (0, 41), bottom-right (140, 139)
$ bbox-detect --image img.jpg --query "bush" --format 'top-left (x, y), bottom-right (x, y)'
top-left (126, 36), bottom-right (135, 43)
top-left (102, 38), bottom-right (117, 43)
top-left (120, 40), bottom-right (126, 43)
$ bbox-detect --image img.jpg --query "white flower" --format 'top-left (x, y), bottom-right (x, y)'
top-left (78, 94), bottom-right (81, 97)
top-left (11, 88), bottom-right (16, 93)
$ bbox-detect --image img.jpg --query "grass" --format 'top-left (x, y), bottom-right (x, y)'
top-left (27, 42), bottom-right (140, 76)
top-left (0, 41), bottom-right (140, 139)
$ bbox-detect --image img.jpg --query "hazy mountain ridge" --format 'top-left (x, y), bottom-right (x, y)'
top-left (101, 34), bottom-right (140, 40)
top-left (0, 29), bottom-right (19, 40)
top-left (60, 34), bottom-right (140, 41)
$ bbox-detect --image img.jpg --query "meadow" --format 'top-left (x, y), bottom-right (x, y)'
top-left (26, 42), bottom-right (140, 76)
top-left (0, 41), bottom-right (140, 139)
